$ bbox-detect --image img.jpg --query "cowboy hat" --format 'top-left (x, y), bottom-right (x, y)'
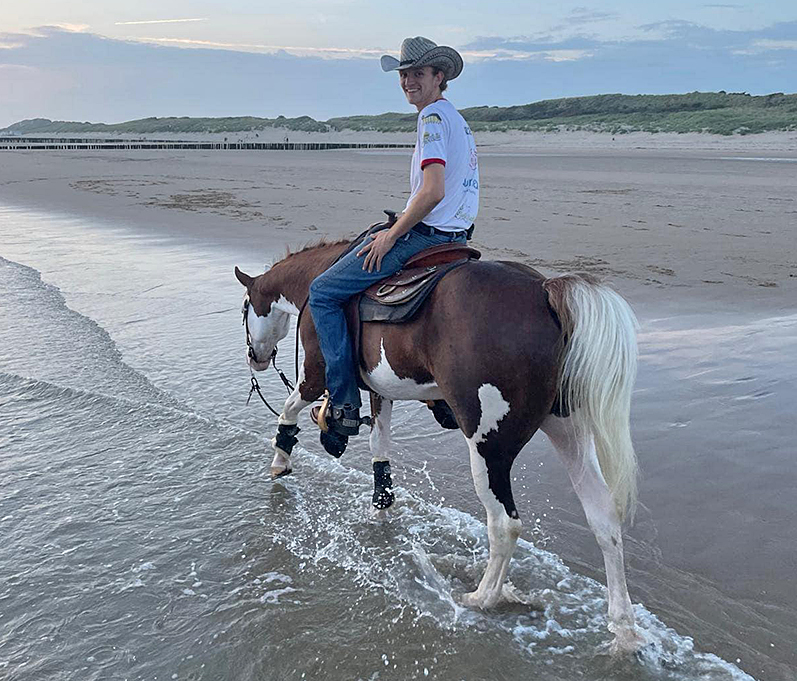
top-left (380, 36), bottom-right (463, 81)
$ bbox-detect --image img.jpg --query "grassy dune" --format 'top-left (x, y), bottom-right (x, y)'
top-left (330, 92), bottom-right (797, 135)
top-left (3, 92), bottom-right (796, 136)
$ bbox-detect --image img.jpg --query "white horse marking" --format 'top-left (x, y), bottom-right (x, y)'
top-left (246, 296), bottom-right (292, 371)
top-left (364, 339), bottom-right (442, 400)
top-left (369, 398), bottom-right (393, 463)
top-left (278, 364), bottom-right (307, 427)
top-left (461, 383), bottom-right (521, 609)
top-left (270, 365), bottom-right (310, 477)
top-left (540, 414), bottom-right (641, 650)
top-left (473, 383), bottom-right (510, 444)
top-left (272, 295), bottom-right (300, 316)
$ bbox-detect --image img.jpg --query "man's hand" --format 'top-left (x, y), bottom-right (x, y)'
top-left (358, 230), bottom-right (398, 272)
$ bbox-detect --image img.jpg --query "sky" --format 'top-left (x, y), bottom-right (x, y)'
top-left (1, 1), bottom-right (796, 127)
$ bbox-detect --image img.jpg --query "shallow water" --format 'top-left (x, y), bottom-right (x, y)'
top-left (1, 203), bottom-right (792, 680)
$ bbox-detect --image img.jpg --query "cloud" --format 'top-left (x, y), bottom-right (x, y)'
top-left (466, 19), bottom-right (797, 59)
top-left (125, 36), bottom-right (385, 59)
top-left (0, 24), bottom-right (794, 128)
top-left (0, 28), bottom-right (403, 126)
top-left (114, 18), bottom-right (209, 26)
top-left (558, 7), bottom-right (620, 28)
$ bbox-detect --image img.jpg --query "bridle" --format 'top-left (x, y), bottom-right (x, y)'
top-left (239, 215), bottom-right (388, 420)
top-left (242, 294), bottom-right (297, 417)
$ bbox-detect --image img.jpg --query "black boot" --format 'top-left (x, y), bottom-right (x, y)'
top-left (312, 401), bottom-right (361, 458)
top-left (327, 404), bottom-right (361, 436)
top-left (320, 430), bottom-right (348, 458)
top-left (311, 401), bottom-right (361, 437)
top-left (372, 461), bottom-right (395, 510)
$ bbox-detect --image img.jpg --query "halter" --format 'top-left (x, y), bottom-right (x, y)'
top-left (242, 295), bottom-right (296, 417)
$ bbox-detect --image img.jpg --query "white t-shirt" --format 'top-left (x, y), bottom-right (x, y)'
top-left (406, 99), bottom-right (479, 232)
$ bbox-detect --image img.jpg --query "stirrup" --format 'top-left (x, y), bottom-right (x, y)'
top-left (311, 393), bottom-right (332, 433)
top-left (311, 394), bottom-right (365, 436)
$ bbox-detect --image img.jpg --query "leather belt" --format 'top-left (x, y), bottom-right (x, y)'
top-left (412, 222), bottom-right (467, 238)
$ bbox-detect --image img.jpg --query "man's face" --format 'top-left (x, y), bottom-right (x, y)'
top-left (399, 66), bottom-right (443, 110)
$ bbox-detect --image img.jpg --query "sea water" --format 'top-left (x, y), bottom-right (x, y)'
top-left (0, 202), bottom-right (780, 680)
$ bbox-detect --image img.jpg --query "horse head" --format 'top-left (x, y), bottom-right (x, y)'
top-left (235, 266), bottom-right (294, 372)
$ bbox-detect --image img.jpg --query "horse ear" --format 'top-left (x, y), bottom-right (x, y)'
top-left (234, 266), bottom-right (254, 288)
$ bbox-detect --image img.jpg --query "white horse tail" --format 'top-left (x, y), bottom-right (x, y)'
top-left (543, 274), bottom-right (640, 522)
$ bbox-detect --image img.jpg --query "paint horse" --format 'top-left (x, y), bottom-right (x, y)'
top-left (235, 238), bottom-right (643, 652)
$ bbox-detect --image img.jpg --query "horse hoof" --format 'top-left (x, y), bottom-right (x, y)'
top-left (271, 467), bottom-right (292, 479)
top-left (320, 430), bottom-right (348, 458)
top-left (458, 590), bottom-right (490, 609)
top-left (371, 505), bottom-right (392, 521)
top-left (372, 490), bottom-right (395, 510)
top-left (608, 626), bottom-right (646, 656)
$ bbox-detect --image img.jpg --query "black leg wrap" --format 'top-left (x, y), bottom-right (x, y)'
top-left (428, 400), bottom-right (459, 430)
top-left (320, 430), bottom-right (348, 458)
top-left (372, 461), bottom-right (395, 510)
top-left (275, 423), bottom-right (300, 454)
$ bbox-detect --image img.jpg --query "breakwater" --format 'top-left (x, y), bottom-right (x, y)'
top-left (0, 137), bottom-right (414, 151)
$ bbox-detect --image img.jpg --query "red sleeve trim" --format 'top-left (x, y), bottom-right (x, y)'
top-left (421, 158), bottom-right (446, 169)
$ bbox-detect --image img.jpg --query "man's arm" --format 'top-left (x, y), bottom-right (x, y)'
top-left (359, 162), bottom-right (445, 272)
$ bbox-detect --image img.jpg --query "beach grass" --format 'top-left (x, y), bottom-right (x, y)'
top-left (2, 91), bottom-right (795, 137)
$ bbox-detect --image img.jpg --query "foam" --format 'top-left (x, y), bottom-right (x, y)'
top-left (268, 446), bottom-right (756, 679)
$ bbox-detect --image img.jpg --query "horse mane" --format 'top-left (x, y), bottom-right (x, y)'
top-left (283, 238), bottom-right (352, 260)
top-left (265, 237), bottom-right (354, 275)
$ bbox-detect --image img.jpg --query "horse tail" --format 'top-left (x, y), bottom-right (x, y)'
top-left (543, 274), bottom-right (640, 522)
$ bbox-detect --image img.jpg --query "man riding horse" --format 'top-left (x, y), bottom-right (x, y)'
top-left (235, 36), bottom-right (645, 653)
top-left (308, 37), bottom-right (478, 446)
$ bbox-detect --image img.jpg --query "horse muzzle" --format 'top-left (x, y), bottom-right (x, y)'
top-left (247, 345), bottom-right (276, 372)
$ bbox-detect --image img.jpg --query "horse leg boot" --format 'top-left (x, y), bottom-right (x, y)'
top-left (369, 394), bottom-right (395, 517)
top-left (460, 433), bottom-right (522, 608)
top-left (541, 414), bottom-right (643, 653)
top-left (270, 367), bottom-right (320, 479)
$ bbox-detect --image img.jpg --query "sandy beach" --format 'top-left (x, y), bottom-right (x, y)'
top-left (1, 131), bottom-right (795, 680)
top-left (1, 131), bottom-right (796, 313)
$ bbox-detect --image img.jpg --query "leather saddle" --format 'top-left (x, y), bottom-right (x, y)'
top-left (359, 243), bottom-right (481, 323)
top-left (346, 241), bottom-right (479, 395)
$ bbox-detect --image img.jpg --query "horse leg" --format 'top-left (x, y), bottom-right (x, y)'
top-left (459, 386), bottom-right (523, 608)
top-left (369, 393), bottom-right (395, 516)
top-left (540, 414), bottom-right (643, 652)
top-left (270, 366), bottom-right (321, 479)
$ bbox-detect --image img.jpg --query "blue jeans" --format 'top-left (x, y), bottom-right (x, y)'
top-left (309, 228), bottom-right (466, 409)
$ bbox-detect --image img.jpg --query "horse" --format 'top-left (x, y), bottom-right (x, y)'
top-left (234, 236), bottom-right (643, 653)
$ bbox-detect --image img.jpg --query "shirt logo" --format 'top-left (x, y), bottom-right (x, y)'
top-left (463, 178), bottom-right (479, 189)
top-left (423, 131), bottom-right (442, 146)
top-left (422, 113), bottom-right (443, 125)
top-left (455, 205), bottom-right (477, 223)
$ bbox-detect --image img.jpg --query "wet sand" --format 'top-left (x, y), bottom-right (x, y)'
top-left (1, 135), bottom-right (795, 680)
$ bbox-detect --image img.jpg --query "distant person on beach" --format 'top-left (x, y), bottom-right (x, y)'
top-left (308, 36), bottom-right (479, 442)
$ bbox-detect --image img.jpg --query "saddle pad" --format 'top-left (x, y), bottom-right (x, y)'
top-left (359, 259), bottom-right (468, 324)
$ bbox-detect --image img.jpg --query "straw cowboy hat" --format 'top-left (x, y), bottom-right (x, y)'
top-left (380, 36), bottom-right (463, 81)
